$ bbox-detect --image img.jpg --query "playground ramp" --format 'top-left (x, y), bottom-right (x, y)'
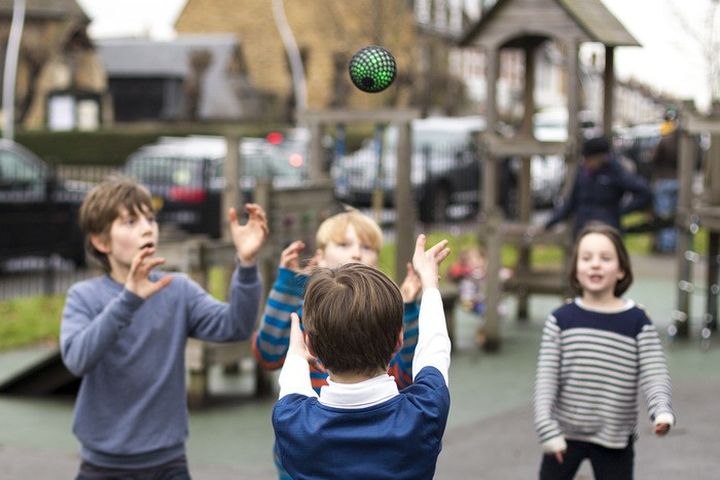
top-left (0, 347), bottom-right (79, 395)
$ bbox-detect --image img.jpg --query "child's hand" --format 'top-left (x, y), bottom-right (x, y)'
top-left (125, 247), bottom-right (173, 299)
top-left (399, 262), bottom-right (421, 303)
top-left (288, 313), bottom-right (314, 363)
top-left (229, 204), bottom-right (269, 266)
top-left (280, 240), bottom-right (305, 271)
top-left (654, 422), bottom-right (671, 436)
top-left (412, 234), bottom-right (451, 290)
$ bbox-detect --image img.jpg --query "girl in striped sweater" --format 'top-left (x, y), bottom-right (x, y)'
top-left (533, 222), bottom-right (674, 480)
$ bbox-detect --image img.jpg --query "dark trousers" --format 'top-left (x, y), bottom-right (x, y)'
top-left (539, 438), bottom-right (634, 480)
top-left (75, 456), bottom-right (191, 480)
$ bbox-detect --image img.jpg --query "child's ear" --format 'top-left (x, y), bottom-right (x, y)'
top-left (90, 234), bottom-right (110, 254)
top-left (303, 331), bottom-right (318, 358)
top-left (314, 248), bottom-right (327, 268)
top-left (617, 269), bottom-right (626, 281)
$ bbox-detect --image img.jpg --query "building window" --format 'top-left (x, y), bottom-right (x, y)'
top-left (46, 92), bottom-right (101, 131)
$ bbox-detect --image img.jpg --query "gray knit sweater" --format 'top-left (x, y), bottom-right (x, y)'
top-left (60, 266), bottom-right (261, 469)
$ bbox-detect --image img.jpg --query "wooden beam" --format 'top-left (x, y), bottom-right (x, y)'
top-left (484, 135), bottom-right (566, 156)
top-left (296, 109), bottom-right (420, 124)
top-left (603, 46), bottom-right (615, 137)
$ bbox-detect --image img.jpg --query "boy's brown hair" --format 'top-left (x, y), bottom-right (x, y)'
top-left (79, 176), bottom-right (154, 272)
top-left (568, 222), bottom-right (634, 297)
top-left (303, 263), bottom-right (403, 375)
top-left (315, 209), bottom-right (383, 253)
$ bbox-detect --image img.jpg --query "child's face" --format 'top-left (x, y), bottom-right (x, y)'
top-left (575, 233), bottom-right (625, 298)
top-left (100, 205), bottom-right (159, 276)
top-left (318, 224), bottom-right (379, 269)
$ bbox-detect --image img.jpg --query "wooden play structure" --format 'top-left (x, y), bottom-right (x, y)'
top-left (298, 108), bottom-right (420, 280)
top-left (158, 176), bottom-right (337, 407)
top-left (673, 103), bottom-right (720, 343)
top-left (459, 0), bottom-right (640, 350)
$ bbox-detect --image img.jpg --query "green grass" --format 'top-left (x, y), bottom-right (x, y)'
top-left (0, 296), bottom-right (65, 350)
top-left (0, 223), bottom-right (707, 351)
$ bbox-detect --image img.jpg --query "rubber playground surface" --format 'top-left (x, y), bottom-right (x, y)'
top-left (0, 253), bottom-right (718, 479)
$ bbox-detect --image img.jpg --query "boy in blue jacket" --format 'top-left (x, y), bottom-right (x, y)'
top-left (273, 234), bottom-right (451, 479)
top-left (60, 177), bottom-right (268, 479)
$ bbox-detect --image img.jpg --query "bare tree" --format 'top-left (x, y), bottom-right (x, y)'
top-left (670, 0), bottom-right (720, 104)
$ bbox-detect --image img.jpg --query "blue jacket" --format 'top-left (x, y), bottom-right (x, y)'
top-left (545, 157), bottom-right (652, 236)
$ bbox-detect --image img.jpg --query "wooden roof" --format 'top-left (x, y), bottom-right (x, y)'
top-left (0, 0), bottom-right (89, 22)
top-left (459, 0), bottom-right (640, 47)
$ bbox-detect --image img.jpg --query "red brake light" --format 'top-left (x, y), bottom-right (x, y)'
top-left (266, 132), bottom-right (284, 145)
top-left (168, 187), bottom-right (207, 203)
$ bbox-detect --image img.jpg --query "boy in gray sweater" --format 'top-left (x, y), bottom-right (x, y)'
top-left (60, 177), bottom-right (268, 479)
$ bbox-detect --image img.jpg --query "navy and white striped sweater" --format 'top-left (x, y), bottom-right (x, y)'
top-left (534, 299), bottom-right (674, 450)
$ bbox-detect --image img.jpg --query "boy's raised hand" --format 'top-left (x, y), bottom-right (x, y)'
top-left (125, 247), bottom-right (173, 299)
top-left (412, 234), bottom-right (451, 290)
top-left (229, 204), bottom-right (269, 266)
top-left (399, 262), bottom-right (422, 303)
top-left (288, 313), bottom-right (315, 363)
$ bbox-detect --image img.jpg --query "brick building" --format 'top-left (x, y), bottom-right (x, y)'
top-left (175, 0), bottom-right (471, 119)
top-left (0, 0), bottom-right (108, 130)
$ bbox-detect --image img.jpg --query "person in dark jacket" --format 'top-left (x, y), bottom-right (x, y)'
top-left (544, 136), bottom-right (652, 238)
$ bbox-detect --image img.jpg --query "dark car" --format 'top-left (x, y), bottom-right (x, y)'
top-left (124, 132), bottom-right (309, 238)
top-left (0, 139), bottom-right (88, 267)
top-left (333, 116), bottom-right (487, 223)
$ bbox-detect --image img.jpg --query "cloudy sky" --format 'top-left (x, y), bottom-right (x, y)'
top-left (74, 0), bottom-right (719, 110)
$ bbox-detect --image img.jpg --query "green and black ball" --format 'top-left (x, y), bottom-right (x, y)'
top-left (349, 46), bottom-right (397, 93)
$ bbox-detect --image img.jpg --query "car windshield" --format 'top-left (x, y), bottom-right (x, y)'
top-left (126, 155), bottom-right (206, 188)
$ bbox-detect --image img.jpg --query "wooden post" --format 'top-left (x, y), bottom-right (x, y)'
top-left (309, 121), bottom-right (327, 181)
top-left (516, 44), bottom-right (536, 320)
top-left (603, 46), bottom-right (615, 138)
top-left (566, 39), bottom-right (580, 153)
top-left (394, 120), bottom-right (414, 283)
top-left (186, 239), bottom-right (208, 407)
top-left (485, 47), bottom-right (498, 133)
top-left (483, 209), bottom-right (503, 352)
top-left (222, 134), bottom-right (242, 241)
top-left (707, 232), bottom-right (719, 332)
top-left (674, 130), bottom-right (696, 338)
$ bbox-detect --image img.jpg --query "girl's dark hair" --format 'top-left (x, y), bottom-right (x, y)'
top-left (568, 222), bottom-right (634, 297)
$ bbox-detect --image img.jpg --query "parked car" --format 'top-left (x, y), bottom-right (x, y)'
top-left (0, 139), bottom-right (88, 267)
top-left (332, 115), bottom-right (568, 222)
top-left (124, 132), bottom-right (309, 238)
top-left (332, 116), bottom-right (486, 223)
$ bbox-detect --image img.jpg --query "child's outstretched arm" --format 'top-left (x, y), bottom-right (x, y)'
top-left (252, 240), bottom-right (311, 370)
top-left (186, 205), bottom-right (267, 342)
top-left (637, 320), bottom-right (675, 435)
top-left (278, 313), bottom-right (318, 399)
top-left (228, 203), bottom-right (269, 266)
top-left (389, 263), bottom-right (421, 389)
top-left (411, 235), bottom-right (452, 386)
top-left (533, 315), bottom-right (566, 460)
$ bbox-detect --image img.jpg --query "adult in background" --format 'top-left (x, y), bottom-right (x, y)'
top-left (543, 135), bottom-right (652, 238)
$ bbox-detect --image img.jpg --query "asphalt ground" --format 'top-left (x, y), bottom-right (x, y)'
top-left (0, 253), bottom-right (718, 479)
